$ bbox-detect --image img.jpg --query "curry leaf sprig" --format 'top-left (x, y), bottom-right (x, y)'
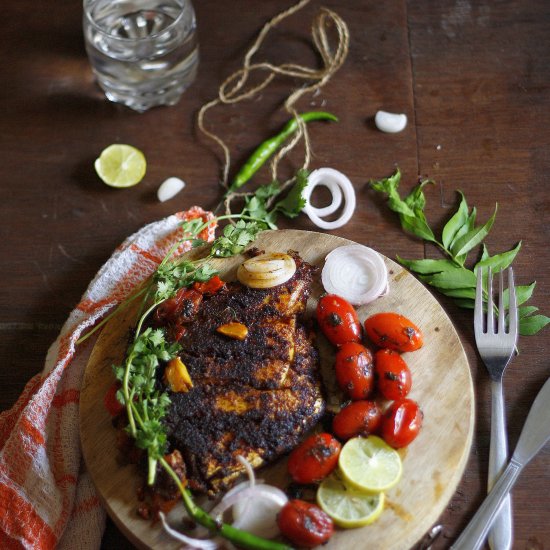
top-left (371, 169), bottom-right (550, 336)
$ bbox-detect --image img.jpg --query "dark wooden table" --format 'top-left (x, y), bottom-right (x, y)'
top-left (1, 1), bottom-right (549, 548)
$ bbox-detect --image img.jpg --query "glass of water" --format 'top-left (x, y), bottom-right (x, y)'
top-left (83, 0), bottom-right (199, 112)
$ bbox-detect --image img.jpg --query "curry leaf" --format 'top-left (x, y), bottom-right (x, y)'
top-left (397, 257), bottom-right (458, 275)
top-left (503, 282), bottom-right (536, 307)
top-left (518, 305), bottom-right (539, 319)
top-left (519, 315), bottom-right (550, 336)
top-left (419, 268), bottom-right (477, 289)
top-left (442, 191), bottom-right (469, 249)
top-left (475, 242), bottom-right (522, 272)
top-left (451, 204), bottom-right (498, 258)
top-left (438, 287), bottom-right (476, 299)
top-left (401, 214), bottom-right (437, 242)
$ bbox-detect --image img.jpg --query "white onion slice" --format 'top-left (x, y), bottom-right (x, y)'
top-left (157, 177), bottom-right (185, 202)
top-left (232, 485), bottom-right (288, 538)
top-left (159, 512), bottom-right (219, 549)
top-left (210, 485), bottom-right (287, 522)
top-left (322, 244), bottom-right (388, 305)
top-left (302, 168), bottom-right (356, 230)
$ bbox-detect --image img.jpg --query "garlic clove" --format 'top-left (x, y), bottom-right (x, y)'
top-left (157, 177), bottom-right (186, 202)
top-left (374, 110), bottom-right (408, 133)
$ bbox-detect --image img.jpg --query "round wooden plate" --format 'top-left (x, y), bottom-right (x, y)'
top-left (80, 229), bottom-right (474, 550)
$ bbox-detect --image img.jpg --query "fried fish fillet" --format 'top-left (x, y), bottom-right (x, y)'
top-left (161, 253), bottom-right (324, 495)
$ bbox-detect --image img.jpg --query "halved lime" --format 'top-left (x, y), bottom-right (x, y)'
top-left (94, 144), bottom-right (146, 188)
top-left (317, 474), bottom-right (385, 528)
top-left (338, 435), bottom-right (402, 492)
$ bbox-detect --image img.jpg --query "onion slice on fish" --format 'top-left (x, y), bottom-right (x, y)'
top-left (237, 252), bottom-right (296, 288)
top-left (322, 244), bottom-right (389, 305)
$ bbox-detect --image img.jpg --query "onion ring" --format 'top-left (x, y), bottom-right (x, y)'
top-left (302, 168), bottom-right (356, 230)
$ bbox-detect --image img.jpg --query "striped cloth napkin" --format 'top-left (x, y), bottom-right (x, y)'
top-left (0, 208), bottom-right (215, 549)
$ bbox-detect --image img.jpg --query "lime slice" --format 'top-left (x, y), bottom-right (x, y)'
top-left (94, 144), bottom-right (146, 188)
top-left (317, 474), bottom-right (385, 528)
top-left (338, 435), bottom-right (402, 492)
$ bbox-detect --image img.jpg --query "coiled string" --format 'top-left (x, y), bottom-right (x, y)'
top-left (197, 0), bottom-right (350, 215)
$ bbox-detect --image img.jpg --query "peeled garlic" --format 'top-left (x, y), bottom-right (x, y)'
top-left (157, 177), bottom-right (185, 202)
top-left (237, 253), bottom-right (296, 289)
top-left (374, 110), bottom-right (408, 133)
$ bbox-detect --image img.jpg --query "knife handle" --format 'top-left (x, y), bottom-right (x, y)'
top-left (451, 460), bottom-right (522, 550)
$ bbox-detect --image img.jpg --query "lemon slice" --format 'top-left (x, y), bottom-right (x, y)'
top-left (317, 474), bottom-right (385, 528)
top-left (94, 144), bottom-right (146, 188)
top-left (338, 436), bottom-right (402, 492)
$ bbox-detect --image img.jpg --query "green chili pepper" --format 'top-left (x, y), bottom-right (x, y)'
top-left (161, 457), bottom-right (293, 550)
top-left (229, 111), bottom-right (338, 192)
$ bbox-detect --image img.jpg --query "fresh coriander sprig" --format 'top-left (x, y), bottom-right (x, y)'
top-left (371, 168), bottom-right (550, 336)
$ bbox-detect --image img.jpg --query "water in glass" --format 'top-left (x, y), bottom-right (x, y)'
top-left (83, 0), bottom-right (198, 112)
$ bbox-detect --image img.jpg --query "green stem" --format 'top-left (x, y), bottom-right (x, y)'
top-left (159, 458), bottom-right (292, 550)
top-left (135, 300), bottom-right (163, 339)
top-left (123, 353), bottom-right (137, 436)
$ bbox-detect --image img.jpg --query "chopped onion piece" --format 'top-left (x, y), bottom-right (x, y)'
top-left (302, 168), bottom-right (356, 230)
top-left (159, 512), bottom-right (218, 549)
top-left (374, 110), bottom-right (408, 133)
top-left (157, 177), bottom-right (185, 202)
top-left (322, 245), bottom-right (388, 305)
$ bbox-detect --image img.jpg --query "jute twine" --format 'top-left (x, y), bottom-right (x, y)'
top-left (197, 0), bottom-right (350, 215)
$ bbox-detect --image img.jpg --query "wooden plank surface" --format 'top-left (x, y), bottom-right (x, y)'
top-left (1, 1), bottom-right (549, 548)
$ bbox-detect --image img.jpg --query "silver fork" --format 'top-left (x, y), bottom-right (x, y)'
top-left (474, 267), bottom-right (518, 550)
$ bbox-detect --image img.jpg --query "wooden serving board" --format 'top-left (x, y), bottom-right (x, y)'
top-left (80, 229), bottom-right (474, 550)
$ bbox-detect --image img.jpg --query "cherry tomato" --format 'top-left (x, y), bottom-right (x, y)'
top-left (335, 342), bottom-right (374, 400)
top-left (277, 500), bottom-right (334, 548)
top-left (375, 349), bottom-right (412, 400)
top-left (193, 275), bottom-right (225, 295)
top-left (364, 312), bottom-right (423, 352)
top-left (154, 288), bottom-right (203, 324)
top-left (104, 381), bottom-right (124, 416)
top-left (381, 398), bottom-right (423, 448)
top-left (287, 433), bottom-right (341, 484)
top-left (316, 294), bottom-right (361, 346)
top-left (332, 400), bottom-right (382, 441)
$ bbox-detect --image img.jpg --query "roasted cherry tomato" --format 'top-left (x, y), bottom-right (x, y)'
top-left (193, 275), bottom-right (225, 295)
top-left (381, 398), bottom-right (423, 448)
top-left (364, 312), bottom-right (423, 352)
top-left (277, 499), bottom-right (334, 548)
top-left (316, 294), bottom-right (361, 346)
top-left (287, 433), bottom-right (341, 484)
top-left (332, 400), bottom-right (382, 441)
top-left (375, 349), bottom-right (412, 400)
top-left (104, 381), bottom-right (124, 417)
top-left (335, 342), bottom-right (374, 400)
top-left (154, 287), bottom-right (203, 324)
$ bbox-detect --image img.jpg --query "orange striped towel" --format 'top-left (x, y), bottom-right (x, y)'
top-left (0, 208), bottom-right (216, 549)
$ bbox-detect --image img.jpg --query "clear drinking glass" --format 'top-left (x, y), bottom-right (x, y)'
top-left (83, 0), bottom-right (198, 112)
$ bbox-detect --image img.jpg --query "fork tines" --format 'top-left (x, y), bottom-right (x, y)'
top-left (475, 267), bottom-right (518, 338)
